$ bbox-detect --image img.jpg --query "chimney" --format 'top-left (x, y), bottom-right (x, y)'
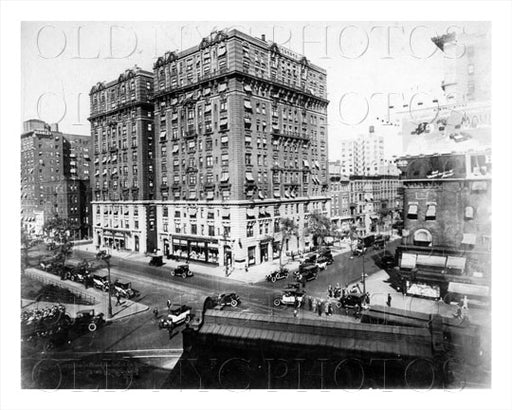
top-left (50, 123), bottom-right (59, 132)
top-left (261, 34), bottom-right (266, 42)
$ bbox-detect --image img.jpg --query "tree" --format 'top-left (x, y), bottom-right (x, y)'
top-left (278, 217), bottom-right (298, 269)
top-left (20, 225), bottom-right (40, 272)
top-left (307, 210), bottom-right (332, 247)
top-left (43, 216), bottom-right (74, 266)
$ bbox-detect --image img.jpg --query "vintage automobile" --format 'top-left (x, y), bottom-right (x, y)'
top-left (113, 280), bottom-right (140, 299)
top-left (316, 257), bottom-right (329, 271)
top-left (317, 251), bottom-right (334, 265)
top-left (266, 267), bottom-right (289, 283)
top-left (273, 289), bottom-right (306, 307)
top-left (149, 255), bottom-right (164, 266)
top-left (92, 274), bottom-right (110, 292)
top-left (73, 309), bottom-right (105, 332)
top-left (339, 291), bottom-right (370, 309)
top-left (296, 264), bottom-right (319, 282)
top-left (170, 264), bottom-right (193, 278)
top-left (216, 292), bottom-right (241, 307)
top-left (159, 305), bottom-right (192, 329)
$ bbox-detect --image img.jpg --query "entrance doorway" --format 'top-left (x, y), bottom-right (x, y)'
top-left (260, 243), bottom-right (269, 263)
top-left (134, 236), bottom-right (139, 252)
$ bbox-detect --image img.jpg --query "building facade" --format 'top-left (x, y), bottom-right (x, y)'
top-left (152, 29), bottom-right (330, 267)
top-left (394, 150), bottom-right (491, 300)
top-left (89, 66), bottom-right (157, 253)
top-left (348, 175), bottom-right (401, 236)
top-left (20, 120), bottom-right (92, 238)
top-left (339, 126), bottom-right (386, 176)
top-left (328, 161), bottom-right (351, 231)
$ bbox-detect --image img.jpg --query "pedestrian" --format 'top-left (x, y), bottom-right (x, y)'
top-left (386, 293), bottom-right (392, 307)
top-left (324, 301), bottom-right (330, 316)
top-left (293, 298), bottom-right (299, 317)
top-left (462, 295), bottom-right (468, 310)
top-left (318, 300), bottom-right (323, 316)
top-left (291, 251), bottom-right (295, 261)
top-left (115, 292), bottom-right (122, 306)
top-left (308, 296), bottom-right (313, 311)
top-left (153, 307), bottom-right (159, 319)
top-left (167, 299), bottom-right (172, 311)
top-left (328, 285), bottom-right (333, 298)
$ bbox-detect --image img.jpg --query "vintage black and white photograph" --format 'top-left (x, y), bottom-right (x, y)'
top-left (1, 1), bottom-right (512, 408)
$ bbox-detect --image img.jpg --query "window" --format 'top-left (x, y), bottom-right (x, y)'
top-left (191, 224), bottom-right (197, 234)
top-left (206, 156), bottom-right (213, 167)
top-left (247, 223), bottom-right (254, 238)
top-left (208, 225), bottom-right (215, 236)
top-left (425, 204), bottom-right (436, 221)
top-left (245, 153), bottom-right (252, 165)
top-left (465, 206), bottom-right (474, 220)
top-left (407, 203), bottom-right (418, 219)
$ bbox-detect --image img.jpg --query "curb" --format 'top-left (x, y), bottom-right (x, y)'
top-left (105, 304), bottom-right (150, 322)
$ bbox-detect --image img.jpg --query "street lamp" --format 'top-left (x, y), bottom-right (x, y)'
top-left (99, 251), bottom-right (113, 318)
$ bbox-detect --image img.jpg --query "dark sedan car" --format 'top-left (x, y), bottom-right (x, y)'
top-left (217, 292), bottom-right (241, 307)
top-left (170, 264), bottom-right (193, 278)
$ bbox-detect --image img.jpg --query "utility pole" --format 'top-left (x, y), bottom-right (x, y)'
top-left (100, 252), bottom-right (113, 318)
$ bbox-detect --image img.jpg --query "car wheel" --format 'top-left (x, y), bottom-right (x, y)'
top-left (230, 299), bottom-right (238, 307)
top-left (336, 301), bottom-right (342, 308)
top-left (88, 323), bottom-right (97, 332)
top-left (273, 299), bottom-right (281, 307)
top-left (182, 273), bottom-right (187, 279)
top-left (185, 315), bottom-right (191, 324)
top-left (271, 276), bottom-right (276, 283)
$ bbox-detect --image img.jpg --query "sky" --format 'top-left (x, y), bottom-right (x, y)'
top-left (21, 21), bottom-right (488, 160)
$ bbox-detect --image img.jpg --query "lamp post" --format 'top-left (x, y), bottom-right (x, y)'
top-left (100, 251), bottom-right (113, 318)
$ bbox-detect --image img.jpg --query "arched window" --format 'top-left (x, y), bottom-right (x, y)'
top-left (413, 229), bottom-right (432, 246)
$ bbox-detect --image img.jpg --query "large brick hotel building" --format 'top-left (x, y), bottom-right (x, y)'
top-left (90, 29), bottom-right (330, 267)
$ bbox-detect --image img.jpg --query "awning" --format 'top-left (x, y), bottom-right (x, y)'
top-left (221, 135), bottom-right (229, 143)
top-left (84, 154), bottom-right (90, 160)
top-left (461, 233), bottom-right (476, 245)
top-left (102, 157), bottom-right (107, 164)
top-left (272, 124), bottom-right (279, 131)
top-left (219, 118), bottom-right (228, 128)
top-left (245, 136), bottom-right (252, 144)
top-left (172, 145), bottom-right (179, 153)
top-left (185, 92), bottom-right (193, 100)
top-left (112, 154), bottom-right (118, 162)
top-left (446, 256), bottom-right (466, 270)
top-left (102, 169), bottom-right (107, 176)
top-left (221, 208), bottom-right (230, 218)
top-left (218, 46), bottom-right (226, 57)
top-left (244, 84), bottom-right (252, 93)
top-left (244, 118), bottom-right (252, 125)
top-left (172, 113), bottom-right (178, 121)
top-left (448, 282), bottom-right (489, 297)
top-left (246, 209), bottom-right (256, 218)
top-left (258, 191), bottom-right (264, 200)
top-left (400, 253), bottom-right (417, 269)
top-left (188, 140), bottom-right (196, 148)
top-left (188, 208), bottom-right (197, 217)
top-left (426, 204), bottom-right (436, 218)
top-left (290, 191), bottom-right (296, 198)
top-left (407, 204), bottom-right (418, 216)
top-left (94, 158), bottom-right (99, 164)
top-left (416, 254), bottom-right (447, 268)
top-left (221, 154), bottom-right (229, 161)
top-left (245, 172), bottom-right (254, 182)
top-left (284, 191), bottom-right (290, 198)
top-left (244, 100), bottom-right (252, 110)
top-left (160, 131), bottom-right (167, 139)
top-left (171, 98), bottom-right (178, 105)
top-left (95, 171), bottom-right (100, 176)
top-left (206, 191), bottom-right (214, 199)
top-left (204, 104), bottom-right (212, 113)
top-left (220, 173), bottom-right (229, 182)
top-left (218, 83), bottom-right (227, 92)
top-left (274, 190), bottom-right (281, 198)
top-left (112, 168), bottom-right (118, 174)
top-left (189, 192), bottom-right (197, 200)
top-left (314, 160), bottom-right (321, 169)
top-left (303, 159), bottom-right (310, 168)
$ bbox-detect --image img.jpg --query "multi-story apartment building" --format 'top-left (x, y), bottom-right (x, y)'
top-left (339, 126), bottom-right (386, 176)
top-left (20, 120), bottom-right (92, 238)
top-left (328, 161), bottom-right (351, 231)
top-left (152, 29), bottom-right (330, 267)
top-left (348, 174), bottom-right (401, 236)
top-left (89, 66), bottom-right (157, 253)
top-left (394, 149), bottom-right (491, 300)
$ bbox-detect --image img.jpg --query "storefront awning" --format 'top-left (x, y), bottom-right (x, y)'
top-left (416, 254), bottom-right (447, 268)
top-left (448, 282), bottom-right (489, 297)
top-left (400, 253), bottom-right (417, 269)
top-left (185, 92), bottom-right (193, 100)
top-left (461, 233), bottom-right (476, 245)
top-left (171, 113), bottom-right (178, 121)
top-left (446, 256), bottom-right (466, 270)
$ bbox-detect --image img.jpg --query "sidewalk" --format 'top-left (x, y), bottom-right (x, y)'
top-left (23, 268), bottom-right (149, 321)
top-left (73, 243), bottom-right (353, 285)
top-left (348, 269), bottom-right (490, 327)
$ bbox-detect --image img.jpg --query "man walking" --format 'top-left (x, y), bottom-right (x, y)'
top-left (386, 293), bottom-right (392, 307)
top-left (115, 292), bottom-right (122, 306)
top-left (167, 299), bottom-right (172, 312)
top-left (318, 300), bottom-right (323, 316)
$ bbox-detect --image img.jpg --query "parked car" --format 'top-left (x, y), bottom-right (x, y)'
top-left (92, 274), bottom-right (110, 292)
top-left (149, 255), bottom-right (164, 266)
top-left (340, 291), bottom-right (370, 309)
top-left (297, 263), bottom-right (319, 280)
top-left (317, 252), bottom-right (334, 265)
top-left (159, 305), bottom-right (192, 329)
top-left (216, 292), bottom-right (241, 307)
top-left (266, 267), bottom-right (289, 283)
top-left (72, 309), bottom-right (105, 333)
top-left (299, 253), bottom-right (318, 265)
top-left (273, 289), bottom-right (306, 307)
top-left (113, 280), bottom-right (140, 299)
top-left (170, 264), bottom-right (193, 278)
